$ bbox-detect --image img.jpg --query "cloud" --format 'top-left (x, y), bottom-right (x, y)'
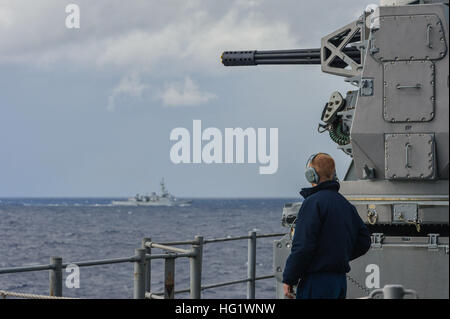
top-left (95, 10), bottom-right (298, 74)
top-left (0, 0), bottom-right (374, 112)
top-left (0, 0), bottom-right (375, 72)
top-left (0, 5), bottom-right (13, 27)
top-left (0, 0), bottom-right (299, 74)
top-left (107, 72), bottom-right (148, 111)
top-left (159, 77), bottom-right (216, 107)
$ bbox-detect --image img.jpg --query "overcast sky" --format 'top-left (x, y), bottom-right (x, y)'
top-left (0, 0), bottom-right (377, 197)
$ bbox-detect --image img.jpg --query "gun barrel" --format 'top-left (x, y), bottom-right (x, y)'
top-left (221, 48), bottom-right (360, 66)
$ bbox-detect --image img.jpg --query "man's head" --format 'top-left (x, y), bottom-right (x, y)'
top-left (305, 153), bottom-right (336, 186)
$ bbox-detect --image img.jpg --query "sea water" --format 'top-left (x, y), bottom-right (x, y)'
top-left (0, 198), bottom-right (297, 299)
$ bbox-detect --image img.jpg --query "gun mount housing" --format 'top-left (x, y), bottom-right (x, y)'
top-left (222, 0), bottom-right (449, 299)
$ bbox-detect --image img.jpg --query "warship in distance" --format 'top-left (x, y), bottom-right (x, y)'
top-left (111, 179), bottom-right (192, 207)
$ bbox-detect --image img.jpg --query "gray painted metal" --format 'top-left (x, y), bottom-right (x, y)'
top-left (189, 236), bottom-right (203, 299)
top-left (352, 4), bottom-right (449, 181)
top-left (142, 237), bottom-right (152, 294)
top-left (320, 17), bottom-right (367, 77)
top-left (385, 133), bottom-right (436, 180)
top-left (146, 242), bottom-right (191, 254)
top-left (371, 14), bottom-right (447, 62)
top-left (164, 257), bottom-right (175, 299)
top-left (274, 234), bottom-right (449, 299)
top-left (0, 264), bottom-right (53, 274)
top-left (369, 285), bottom-right (418, 299)
top-left (383, 61), bottom-right (435, 123)
top-left (393, 204), bottom-right (418, 223)
top-left (347, 235), bottom-right (449, 299)
top-left (222, 1), bottom-right (449, 299)
top-left (247, 231), bottom-right (257, 299)
top-left (133, 248), bottom-right (146, 299)
top-left (273, 235), bottom-right (293, 299)
top-left (49, 256), bottom-right (63, 297)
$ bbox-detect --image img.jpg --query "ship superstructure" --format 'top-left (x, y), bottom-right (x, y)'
top-left (112, 179), bottom-right (192, 207)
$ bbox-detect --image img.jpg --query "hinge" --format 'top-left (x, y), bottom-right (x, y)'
top-left (371, 233), bottom-right (384, 248)
top-left (360, 78), bottom-right (374, 96)
top-left (428, 234), bottom-right (439, 250)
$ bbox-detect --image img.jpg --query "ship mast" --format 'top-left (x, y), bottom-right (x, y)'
top-left (160, 178), bottom-right (168, 196)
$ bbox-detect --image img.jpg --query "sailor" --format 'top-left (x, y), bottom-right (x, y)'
top-left (282, 153), bottom-right (371, 299)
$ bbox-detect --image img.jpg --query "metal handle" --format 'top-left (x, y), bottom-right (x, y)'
top-left (396, 84), bottom-right (421, 89)
top-left (369, 287), bottom-right (419, 299)
top-left (368, 288), bottom-right (383, 298)
top-left (403, 289), bottom-right (419, 299)
top-left (405, 143), bottom-right (411, 168)
top-left (427, 24), bottom-right (433, 49)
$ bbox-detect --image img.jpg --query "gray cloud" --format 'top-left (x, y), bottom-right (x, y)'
top-left (107, 72), bottom-right (148, 111)
top-left (159, 77), bottom-right (217, 107)
top-left (0, 0), bottom-right (378, 197)
top-left (0, 0), bottom-right (299, 73)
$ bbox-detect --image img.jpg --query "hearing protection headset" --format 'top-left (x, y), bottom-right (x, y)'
top-left (304, 153), bottom-right (338, 184)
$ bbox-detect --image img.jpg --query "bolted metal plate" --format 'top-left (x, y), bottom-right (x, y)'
top-left (385, 133), bottom-right (436, 180)
top-left (383, 61), bottom-right (435, 123)
top-left (371, 14), bottom-right (447, 62)
top-left (273, 235), bottom-right (292, 282)
top-left (322, 91), bottom-right (345, 123)
top-left (360, 78), bottom-right (374, 97)
top-left (393, 204), bottom-right (418, 224)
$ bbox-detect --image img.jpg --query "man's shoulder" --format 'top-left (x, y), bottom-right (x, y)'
top-left (301, 190), bottom-right (335, 210)
top-left (305, 189), bottom-right (355, 210)
top-left (308, 188), bottom-right (341, 200)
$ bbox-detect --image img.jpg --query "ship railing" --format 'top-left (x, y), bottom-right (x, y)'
top-left (0, 231), bottom-right (286, 299)
top-left (143, 231), bottom-right (286, 299)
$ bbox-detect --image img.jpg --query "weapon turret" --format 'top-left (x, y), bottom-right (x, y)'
top-left (221, 47), bottom-right (361, 66)
top-left (222, 0), bottom-right (449, 300)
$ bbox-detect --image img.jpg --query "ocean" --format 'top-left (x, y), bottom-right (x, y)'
top-left (0, 198), bottom-right (297, 299)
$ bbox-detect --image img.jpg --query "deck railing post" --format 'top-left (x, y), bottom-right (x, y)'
top-left (190, 235), bottom-right (204, 299)
top-left (164, 257), bottom-right (176, 299)
top-left (247, 231), bottom-right (257, 299)
top-left (49, 256), bottom-right (63, 297)
top-left (133, 248), bottom-right (146, 299)
top-left (142, 237), bottom-right (151, 293)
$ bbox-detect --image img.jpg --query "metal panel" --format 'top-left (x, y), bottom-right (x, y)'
top-left (385, 133), bottom-right (435, 179)
top-left (393, 204), bottom-right (418, 223)
top-left (350, 5), bottom-right (449, 181)
top-left (355, 204), bottom-right (393, 224)
top-left (273, 235), bottom-right (292, 283)
top-left (347, 237), bottom-right (449, 299)
top-left (353, 202), bottom-right (449, 224)
top-left (360, 78), bottom-right (374, 96)
top-left (371, 14), bottom-right (447, 62)
top-left (274, 235), bottom-right (449, 299)
top-left (274, 235), bottom-right (295, 299)
top-left (340, 179), bottom-right (449, 196)
top-left (383, 61), bottom-right (435, 122)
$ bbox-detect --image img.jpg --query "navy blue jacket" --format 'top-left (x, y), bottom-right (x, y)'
top-left (282, 180), bottom-right (371, 286)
